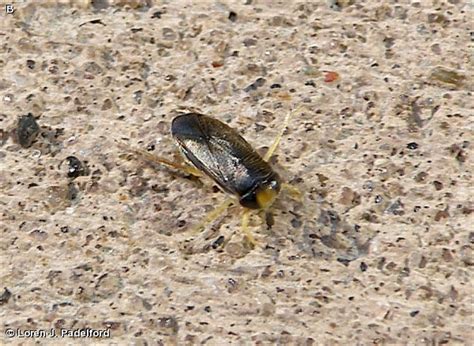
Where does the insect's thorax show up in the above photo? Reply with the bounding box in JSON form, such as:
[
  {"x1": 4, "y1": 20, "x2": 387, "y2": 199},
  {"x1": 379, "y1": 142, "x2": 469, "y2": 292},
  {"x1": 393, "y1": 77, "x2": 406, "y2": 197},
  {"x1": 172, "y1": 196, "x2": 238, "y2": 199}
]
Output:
[{"x1": 238, "y1": 171, "x2": 281, "y2": 210}]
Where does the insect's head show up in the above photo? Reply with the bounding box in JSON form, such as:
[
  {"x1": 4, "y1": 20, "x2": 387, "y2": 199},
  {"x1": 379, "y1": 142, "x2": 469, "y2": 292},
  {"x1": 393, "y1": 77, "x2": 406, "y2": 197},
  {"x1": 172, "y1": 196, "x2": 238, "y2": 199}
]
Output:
[{"x1": 239, "y1": 177, "x2": 281, "y2": 210}]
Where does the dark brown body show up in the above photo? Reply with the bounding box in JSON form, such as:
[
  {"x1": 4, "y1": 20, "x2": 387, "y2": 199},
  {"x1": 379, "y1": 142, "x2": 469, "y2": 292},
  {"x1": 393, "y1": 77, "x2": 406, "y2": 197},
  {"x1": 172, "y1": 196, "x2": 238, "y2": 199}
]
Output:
[{"x1": 171, "y1": 113, "x2": 281, "y2": 209}]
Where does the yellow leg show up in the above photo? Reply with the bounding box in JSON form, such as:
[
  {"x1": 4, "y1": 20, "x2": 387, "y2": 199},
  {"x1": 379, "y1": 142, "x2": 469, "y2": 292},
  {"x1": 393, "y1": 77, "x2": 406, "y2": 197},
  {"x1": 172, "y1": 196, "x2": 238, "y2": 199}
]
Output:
[
  {"x1": 117, "y1": 142, "x2": 202, "y2": 177},
  {"x1": 241, "y1": 209, "x2": 258, "y2": 247},
  {"x1": 190, "y1": 197, "x2": 234, "y2": 234},
  {"x1": 281, "y1": 183, "x2": 303, "y2": 202},
  {"x1": 263, "y1": 106, "x2": 306, "y2": 161}
]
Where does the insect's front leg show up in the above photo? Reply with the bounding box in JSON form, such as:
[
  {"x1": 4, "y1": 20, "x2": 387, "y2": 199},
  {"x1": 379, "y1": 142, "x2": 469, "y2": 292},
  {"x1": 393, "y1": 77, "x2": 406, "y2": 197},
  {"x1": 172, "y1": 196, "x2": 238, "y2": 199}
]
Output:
[
  {"x1": 241, "y1": 209, "x2": 258, "y2": 247},
  {"x1": 281, "y1": 183, "x2": 303, "y2": 202},
  {"x1": 189, "y1": 197, "x2": 234, "y2": 234}
]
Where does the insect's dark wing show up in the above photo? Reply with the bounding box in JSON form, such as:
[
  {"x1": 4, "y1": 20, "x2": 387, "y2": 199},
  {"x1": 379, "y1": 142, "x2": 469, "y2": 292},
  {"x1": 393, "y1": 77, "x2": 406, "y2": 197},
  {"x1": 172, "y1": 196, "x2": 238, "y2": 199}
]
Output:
[{"x1": 171, "y1": 113, "x2": 274, "y2": 197}]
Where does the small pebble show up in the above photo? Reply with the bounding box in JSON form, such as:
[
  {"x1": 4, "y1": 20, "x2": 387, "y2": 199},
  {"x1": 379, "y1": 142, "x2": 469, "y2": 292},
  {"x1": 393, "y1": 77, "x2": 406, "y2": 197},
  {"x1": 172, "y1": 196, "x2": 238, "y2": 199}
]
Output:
[
  {"x1": 16, "y1": 113, "x2": 40, "y2": 148},
  {"x1": 430, "y1": 67, "x2": 465, "y2": 87},
  {"x1": 243, "y1": 38, "x2": 257, "y2": 47},
  {"x1": 26, "y1": 59, "x2": 36, "y2": 69},
  {"x1": 62, "y1": 156, "x2": 89, "y2": 179},
  {"x1": 158, "y1": 316, "x2": 179, "y2": 334},
  {"x1": 211, "y1": 235, "x2": 225, "y2": 249},
  {"x1": 228, "y1": 11, "x2": 237, "y2": 22},
  {"x1": 151, "y1": 11, "x2": 163, "y2": 19},
  {"x1": 244, "y1": 77, "x2": 266, "y2": 92},
  {"x1": 0, "y1": 287, "x2": 12, "y2": 305},
  {"x1": 91, "y1": 0, "x2": 109, "y2": 10},
  {"x1": 433, "y1": 181, "x2": 443, "y2": 190},
  {"x1": 162, "y1": 28, "x2": 176, "y2": 41}
]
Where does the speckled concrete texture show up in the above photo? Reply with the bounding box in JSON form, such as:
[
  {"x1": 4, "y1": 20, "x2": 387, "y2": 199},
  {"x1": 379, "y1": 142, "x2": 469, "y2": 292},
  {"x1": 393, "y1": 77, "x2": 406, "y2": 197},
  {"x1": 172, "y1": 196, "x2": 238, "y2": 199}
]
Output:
[{"x1": 0, "y1": 0, "x2": 472, "y2": 344}]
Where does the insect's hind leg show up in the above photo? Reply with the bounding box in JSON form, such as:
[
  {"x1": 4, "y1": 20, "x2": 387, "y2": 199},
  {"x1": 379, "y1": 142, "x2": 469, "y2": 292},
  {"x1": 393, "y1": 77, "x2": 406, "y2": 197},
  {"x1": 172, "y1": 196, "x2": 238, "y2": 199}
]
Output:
[{"x1": 117, "y1": 142, "x2": 202, "y2": 177}]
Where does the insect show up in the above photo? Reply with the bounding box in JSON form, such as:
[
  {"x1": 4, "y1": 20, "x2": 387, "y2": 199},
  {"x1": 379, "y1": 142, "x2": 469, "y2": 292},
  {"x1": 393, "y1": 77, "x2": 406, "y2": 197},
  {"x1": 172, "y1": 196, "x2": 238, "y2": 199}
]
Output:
[{"x1": 120, "y1": 108, "x2": 302, "y2": 247}]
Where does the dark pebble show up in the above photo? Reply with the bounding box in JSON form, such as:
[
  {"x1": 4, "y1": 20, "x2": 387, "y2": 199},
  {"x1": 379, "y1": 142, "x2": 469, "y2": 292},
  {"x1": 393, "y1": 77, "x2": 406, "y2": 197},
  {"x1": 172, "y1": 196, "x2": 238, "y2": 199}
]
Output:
[
  {"x1": 228, "y1": 11, "x2": 237, "y2": 22},
  {"x1": 254, "y1": 123, "x2": 266, "y2": 133},
  {"x1": 91, "y1": 0, "x2": 109, "y2": 10},
  {"x1": 64, "y1": 156, "x2": 89, "y2": 179},
  {"x1": 468, "y1": 232, "x2": 474, "y2": 243},
  {"x1": 337, "y1": 258, "x2": 351, "y2": 266},
  {"x1": 0, "y1": 287, "x2": 12, "y2": 305},
  {"x1": 244, "y1": 77, "x2": 266, "y2": 92},
  {"x1": 151, "y1": 11, "x2": 163, "y2": 19},
  {"x1": 433, "y1": 180, "x2": 443, "y2": 190},
  {"x1": 360, "y1": 262, "x2": 368, "y2": 272},
  {"x1": 16, "y1": 113, "x2": 40, "y2": 148},
  {"x1": 243, "y1": 38, "x2": 257, "y2": 47},
  {"x1": 414, "y1": 171, "x2": 428, "y2": 183},
  {"x1": 26, "y1": 59, "x2": 36, "y2": 69},
  {"x1": 290, "y1": 218, "x2": 302, "y2": 228},
  {"x1": 226, "y1": 278, "x2": 238, "y2": 293},
  {"x1": 386, "y1": 199, "x2": 405, "y2": 215},
  {"x1": 407, "y1": 142, "x2": 418, "y2": 150},
  {"x1": 212, "y1": 235, "x2": 225, "y2": 249},
  {"x1": 270, "y1": 83, "x2": 282, "y2": 89},
  {"x1": 410, "y1": 310, "x2": 420, "y2": 317},
  {"x1": 158, "y1": 316, "x2": 179, "y2": 334}
]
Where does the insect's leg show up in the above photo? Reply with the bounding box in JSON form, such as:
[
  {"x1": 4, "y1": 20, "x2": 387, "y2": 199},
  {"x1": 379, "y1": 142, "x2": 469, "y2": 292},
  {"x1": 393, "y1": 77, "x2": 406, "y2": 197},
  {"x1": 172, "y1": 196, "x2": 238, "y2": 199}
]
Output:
[
  {"x1": 281, "y1": 183, "x2": 303, "y2": 202},
  {"x1": 241, "y1": 209, "x2": 258, "y2": 247},
  {"x1": 117, "y1": 142, "x2": 202, "y2": 177},
  {"x1": 256, "y1": 209, "x2": 275, "y2": 230},
  {"x1": 263, "y1": 106, "x2": 305, "y2": 162},
  {"x1": 190, "y1": 197, "x2": 234, "y2": 234}
]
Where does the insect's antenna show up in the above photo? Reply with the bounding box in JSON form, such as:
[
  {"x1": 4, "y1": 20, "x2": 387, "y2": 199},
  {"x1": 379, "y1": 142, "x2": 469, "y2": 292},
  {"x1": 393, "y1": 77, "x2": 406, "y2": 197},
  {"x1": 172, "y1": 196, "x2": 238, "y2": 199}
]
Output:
[{"x1": 263, "y1": 106, "x2": 305, "y2": 162}]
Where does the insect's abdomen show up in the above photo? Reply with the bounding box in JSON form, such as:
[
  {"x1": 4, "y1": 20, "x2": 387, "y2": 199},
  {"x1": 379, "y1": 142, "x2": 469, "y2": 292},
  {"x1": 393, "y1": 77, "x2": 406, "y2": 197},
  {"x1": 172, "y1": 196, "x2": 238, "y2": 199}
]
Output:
[{"x1": 171, "y1": 113, "x2": 280, "y2": 206}]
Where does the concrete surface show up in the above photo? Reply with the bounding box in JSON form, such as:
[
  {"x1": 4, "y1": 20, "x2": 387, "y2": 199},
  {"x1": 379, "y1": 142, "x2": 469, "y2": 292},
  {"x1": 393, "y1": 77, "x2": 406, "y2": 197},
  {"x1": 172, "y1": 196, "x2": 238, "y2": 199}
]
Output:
[{"x1": 0, "y1": 0, "x2": 472, "y2": 344}]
